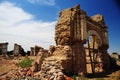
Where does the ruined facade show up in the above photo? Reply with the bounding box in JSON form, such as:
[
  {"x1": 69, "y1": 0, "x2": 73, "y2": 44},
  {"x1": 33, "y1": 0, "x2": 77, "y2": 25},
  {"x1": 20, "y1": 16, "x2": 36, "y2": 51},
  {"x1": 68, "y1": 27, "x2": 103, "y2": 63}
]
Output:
[
  {"x1": 55, "y1": 4, "x2": 110, "y2": 75},
  {"x1": 0, "y1": 42, "x2": 8, "y2": 56}
]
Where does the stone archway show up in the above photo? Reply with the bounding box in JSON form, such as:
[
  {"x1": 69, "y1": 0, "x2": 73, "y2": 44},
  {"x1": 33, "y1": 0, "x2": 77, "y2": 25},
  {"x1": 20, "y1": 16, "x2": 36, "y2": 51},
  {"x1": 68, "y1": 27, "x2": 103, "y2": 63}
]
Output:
[
  {"x1": 87, "y1": 30, "x2": 102, "y2": 47},
  {"x1": 85, "y1": 30, "x2": 104, "y2": 73}
]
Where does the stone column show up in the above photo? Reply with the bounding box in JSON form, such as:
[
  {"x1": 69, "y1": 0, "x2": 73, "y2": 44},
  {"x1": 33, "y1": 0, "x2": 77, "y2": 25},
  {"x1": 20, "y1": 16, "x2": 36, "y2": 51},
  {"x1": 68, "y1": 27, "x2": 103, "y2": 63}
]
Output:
[
  {"x1": 2, "y1": 43, "x2": 9, "y2": 59},
  {"x1": 13, "y1": 44, "x2": 20, "y2": 56}
]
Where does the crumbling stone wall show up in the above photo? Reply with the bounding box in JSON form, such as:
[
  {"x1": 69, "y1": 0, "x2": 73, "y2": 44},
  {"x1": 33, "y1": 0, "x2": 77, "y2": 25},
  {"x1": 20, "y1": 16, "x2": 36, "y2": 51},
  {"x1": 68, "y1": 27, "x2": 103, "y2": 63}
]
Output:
[
  {"x1": 55, "y1": 4, "x2": 87, "y2": 75},
  {"x1": 30, "y1": 45, "x2": 49, "y2": 56},
  {"x1": 40, "y1": 45, "x2": 73, "y2": 79},
  {"x1": 55, "y1": 4, "x2": 110, "y2": 75},
  {"x1": 30, "y1": 46, "x2": 50, "y2": 72},
  {"x1": 0, "y1": 42, "x2": 9, "y2": 59},
  {"x1": 30, "y1": 47, "x2": 34, "y2": 56},
  {"x1": 0, "y1": 42, "x2": 8, "y2": 55},
  {"x1": 13, "y1": 43, "x2": 25, "y2": 56}
]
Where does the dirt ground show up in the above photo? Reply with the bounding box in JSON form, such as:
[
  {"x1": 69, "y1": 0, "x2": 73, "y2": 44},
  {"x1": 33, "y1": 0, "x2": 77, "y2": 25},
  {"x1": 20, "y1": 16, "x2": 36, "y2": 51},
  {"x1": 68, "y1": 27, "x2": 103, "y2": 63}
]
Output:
[
  {"x1": 0, "y1": 56, "x2": 36, "y2": 76},
  {"x1": 0, "y1": 56, "x2": 18, "y2": 76}
]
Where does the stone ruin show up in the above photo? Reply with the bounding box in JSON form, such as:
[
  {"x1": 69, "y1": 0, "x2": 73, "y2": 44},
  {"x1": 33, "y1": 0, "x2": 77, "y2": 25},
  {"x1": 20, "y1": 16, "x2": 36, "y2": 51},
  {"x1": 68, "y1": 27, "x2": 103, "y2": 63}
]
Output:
[
  {"x1": 13, "y1": 43, "x2": 25, "y2": 56},
  {"x1": 0, "y1": 4, "x2": 111, "y2": 80},
  {"x1": 29, "y1": 45, "x2": 73, "y2": 80},
  {"x1": 55, "y1": 4, "x2": 110, "y2": 75},
  {"x1": 0, "y1": 43, "x2": 26, "y2": 58},
  {"x1": 30, "y1": 45, "x2": 49, "y2": 56},
  {"x1": 30, "y1": 4, "x2": 110, "y2": 79},
  {"x1": 0, "y1": 42, "x2": 9, "y2": 59}
]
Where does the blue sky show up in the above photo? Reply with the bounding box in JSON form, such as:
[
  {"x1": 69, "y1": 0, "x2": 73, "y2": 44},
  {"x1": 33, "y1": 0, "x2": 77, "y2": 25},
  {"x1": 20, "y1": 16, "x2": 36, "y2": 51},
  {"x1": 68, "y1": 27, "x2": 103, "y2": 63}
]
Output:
[{"x1": 0, "y1": 0, "x2": 120, "y2": 54}]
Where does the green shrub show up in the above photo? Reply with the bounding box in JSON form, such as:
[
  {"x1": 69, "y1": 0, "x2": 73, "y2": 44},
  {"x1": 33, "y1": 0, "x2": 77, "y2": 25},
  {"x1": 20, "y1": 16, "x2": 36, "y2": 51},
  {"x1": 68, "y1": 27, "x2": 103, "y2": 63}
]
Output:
[{"x1": 18, "y1": 58, "x2": 33, "y2": 68}]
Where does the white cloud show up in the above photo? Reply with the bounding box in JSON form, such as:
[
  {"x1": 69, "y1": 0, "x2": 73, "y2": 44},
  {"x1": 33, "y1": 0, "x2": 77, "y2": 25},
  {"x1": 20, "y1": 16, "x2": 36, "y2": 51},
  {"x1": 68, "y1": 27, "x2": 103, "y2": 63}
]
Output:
[
  {"x1": 0, "y1": 2, "x2": 33, "y2": 27},
  {"x1": 0, "y1": 2, "x2": 56, "y2": 51},
  {"x1": 28, "y1": 0, "x2": 56, "y2": 6}
]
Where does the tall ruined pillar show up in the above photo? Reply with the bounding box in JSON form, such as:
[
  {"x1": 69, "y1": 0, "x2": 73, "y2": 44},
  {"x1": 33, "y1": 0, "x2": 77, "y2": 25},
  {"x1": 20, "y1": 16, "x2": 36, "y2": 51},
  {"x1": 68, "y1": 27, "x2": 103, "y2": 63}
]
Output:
[
  {"x1": 13, "y1": 44, "x2": 20, "y2": 56},
  {"x1": 30, "y1": 47, "x2": 34, "y2": 56},
  {"x1": 98, "y1": 15, "x2": 110, "y2": 71},
  {"x1": 13, "y1": 43, "x2": 25, "y2": 56},
  {"x1": 72, "y1": 42, "x2": 86, "y2": 75},
  {"x1": 0, "y1": 42, "x2": 9, "y2": 59},
  {"x1": 55, "y1": 5, "x2": 87, "y2": 75}
]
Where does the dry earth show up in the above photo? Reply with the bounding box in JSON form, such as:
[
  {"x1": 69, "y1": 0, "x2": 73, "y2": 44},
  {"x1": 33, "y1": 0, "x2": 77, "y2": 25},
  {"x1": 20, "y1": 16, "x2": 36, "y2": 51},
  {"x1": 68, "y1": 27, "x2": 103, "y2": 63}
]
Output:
[
  {"x1": 0, "y1": 56, "x2": 17, "y2": 76},
  {"x1": 0, "y1": 56, "x2": 36, "y2": 76}
]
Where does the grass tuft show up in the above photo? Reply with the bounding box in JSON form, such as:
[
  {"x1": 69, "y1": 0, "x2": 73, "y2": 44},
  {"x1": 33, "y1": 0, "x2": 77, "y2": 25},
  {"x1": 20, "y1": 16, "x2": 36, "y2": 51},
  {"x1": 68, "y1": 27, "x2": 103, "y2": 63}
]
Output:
[{"x1": 18, "y1": 58, "x2": 33, "y2": 68}]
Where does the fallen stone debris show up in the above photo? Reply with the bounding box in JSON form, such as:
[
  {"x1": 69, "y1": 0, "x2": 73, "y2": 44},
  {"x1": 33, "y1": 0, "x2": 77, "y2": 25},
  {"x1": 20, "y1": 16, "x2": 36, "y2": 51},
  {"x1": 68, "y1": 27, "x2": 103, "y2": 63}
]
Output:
[{"x1": 0, "y1": 68, "x2": 40, "y2": 80}]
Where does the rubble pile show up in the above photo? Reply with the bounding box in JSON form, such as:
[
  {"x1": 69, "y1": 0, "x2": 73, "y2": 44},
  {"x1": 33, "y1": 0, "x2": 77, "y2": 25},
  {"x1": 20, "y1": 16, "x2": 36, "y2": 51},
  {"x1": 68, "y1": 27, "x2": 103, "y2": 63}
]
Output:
[
  {"x1": 40, "y1": 56, "x2": 66, "y2": 80},
  {"x1": 0, "y1": 68, "x2": 40, "y2": 80}
]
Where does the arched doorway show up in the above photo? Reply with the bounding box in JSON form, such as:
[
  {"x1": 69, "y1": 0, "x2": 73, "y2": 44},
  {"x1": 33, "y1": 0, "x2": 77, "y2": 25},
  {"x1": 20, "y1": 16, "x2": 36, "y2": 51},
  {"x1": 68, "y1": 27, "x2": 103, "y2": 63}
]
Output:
[{"x1": 84, "y1": 30, "x2": 103, "y2": 74}]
